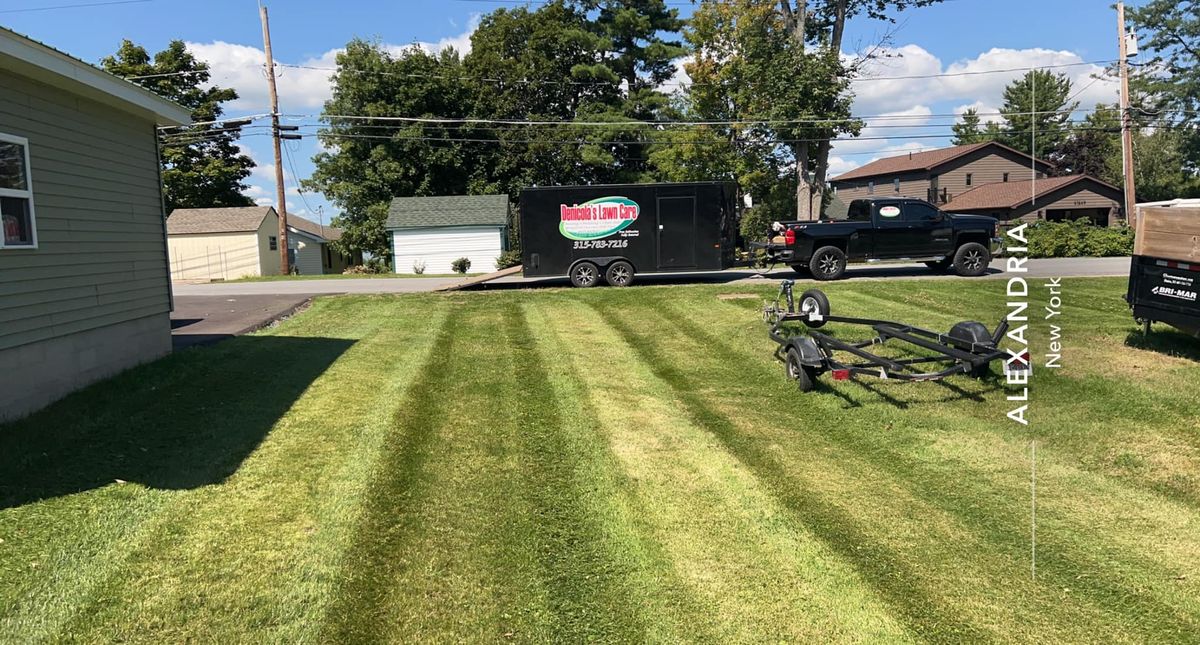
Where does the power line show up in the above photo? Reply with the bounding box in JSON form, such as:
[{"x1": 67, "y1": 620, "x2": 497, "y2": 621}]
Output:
[{"x1": 0, "y1": 0, "x2": 150, "y2": 14}]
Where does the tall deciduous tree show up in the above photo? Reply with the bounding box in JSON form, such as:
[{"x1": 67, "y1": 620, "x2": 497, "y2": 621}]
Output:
[
  {"x1": 1127, "y1": 0, "x2": 1200, "y2": 165},
  {"x1": 996, "y1": 69, "x2": 1078, "y2": 160},
  {"x1": 102, "y1": 40, "x2": 255, "y2": 212},
  {"x1": 1049, "y1": 104, "x2": 1120, "y2": 181}
]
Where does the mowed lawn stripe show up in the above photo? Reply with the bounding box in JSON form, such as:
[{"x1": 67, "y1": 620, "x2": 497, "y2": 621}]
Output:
[
  {"x1": 66, "y1": 298, "x2": 453, "y2": 642},
  {"x1": 539, "y1": 296, "x2": 917, "y2": 642},
  {"x1": 598, "y1": 291, "x2": 1168, "y2": 642},
  {"x1": 657, "y1": 288, "x2": 1199, "y2": 639},
  {"x1": 0, "y1": 298, "x2": 384, "y2": 642}
]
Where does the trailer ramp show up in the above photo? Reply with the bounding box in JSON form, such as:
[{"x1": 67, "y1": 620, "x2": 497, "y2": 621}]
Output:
[{"x1": 434, "y1": 265, "x2": 523, "y2": 292}]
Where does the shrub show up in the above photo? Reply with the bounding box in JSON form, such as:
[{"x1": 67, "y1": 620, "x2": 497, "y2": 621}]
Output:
[
  {"x1": 1026, "y1": 219, "x2": 1133, "y2": 258},
  {"x1": 495, "y1": 249, "x2": 522, "y2": 270},
  {"x1": 412, "y1": 259, "x2": 426, "y2": 275},
  {"x1": 343, "y1": 261, "x2": 384, "y2": 275},
  {"x1": 451, "y1": 257, "x2": 472, "y2": 274}
]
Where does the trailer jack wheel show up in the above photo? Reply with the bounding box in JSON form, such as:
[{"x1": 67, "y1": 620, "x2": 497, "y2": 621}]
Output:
[
  {"x1": 785, "y1": 348, "x2": 818, "y2": 392},
  {"x1": 799, "y1": 289, "x2": 831, "y2": 328}
]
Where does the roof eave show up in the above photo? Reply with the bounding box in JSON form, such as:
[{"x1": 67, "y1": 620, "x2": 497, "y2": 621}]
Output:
[{"x1": 0, "y1": 28, "x2": 191, "y2": 126}]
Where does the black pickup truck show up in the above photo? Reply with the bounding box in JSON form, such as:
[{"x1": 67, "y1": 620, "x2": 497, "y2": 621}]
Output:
[{"x1": 764, "y1": 197, "x2": 1002, "y2": 280}]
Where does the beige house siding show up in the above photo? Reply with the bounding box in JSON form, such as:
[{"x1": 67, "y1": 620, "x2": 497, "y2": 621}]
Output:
[
  {"x1": 0, "y1": 68, "x2": 170, "y2": 353},
  {"x1": 936, "y1": 154, "x2": 1048, "y2": 205},
  {"x1": 835, "y1": 173, "x2": 932, "y2": 204},
  {"x1": 256, "y1": 214, "x2": 281, "y2": 276},
  {"x1": 168, "y1": 231, "x2": 262, "y2": 280},
  {"x1": 1014, "y1": 186, "x2": 1122, "y2": 224}
]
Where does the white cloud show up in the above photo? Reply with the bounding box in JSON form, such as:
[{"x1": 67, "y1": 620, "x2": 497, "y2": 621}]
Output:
[{"x1": 186, "y1": 18, "x2": 480, "y2": 113}]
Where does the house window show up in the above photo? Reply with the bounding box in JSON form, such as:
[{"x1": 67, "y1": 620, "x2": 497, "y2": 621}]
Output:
[
  {"x1": 269, "y1": 236, "x2": 278, "y2": 251},
  {"x1": 0, "y1": 133, "x2": 37, "y2": 249},
  {"x1": 1003, "y1": 172, "x2": 1009, "y2": 182},
  {"x1": 867, "y1": 181, "x2": 874, "y2": 195},
  {"x1": 965, "y1": 173, "x2": 973, "y2": 187},
  {"x1": 893, "y1": 178, "x2": 900, "y2": 192}
]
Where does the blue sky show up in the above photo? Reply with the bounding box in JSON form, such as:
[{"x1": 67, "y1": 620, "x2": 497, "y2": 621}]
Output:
[{"x1": 3, "y1": 0, "x2": 1128, "y2": 221}]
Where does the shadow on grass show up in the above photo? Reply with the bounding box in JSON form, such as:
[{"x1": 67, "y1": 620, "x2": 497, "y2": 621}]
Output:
[
  {"x1": 1125, "y1": 327, "x2": 1200, "y2": 362},
  {"x1": 0, "y1": 335, "x2": 354, "y2": 510}
]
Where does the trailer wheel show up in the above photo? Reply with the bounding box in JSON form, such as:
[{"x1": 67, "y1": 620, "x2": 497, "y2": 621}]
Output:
[
  {"x1": 785, "y1": 348, "x2": 818, "y2": 392},
  {"x1": 952, "y1": 242, "x2": 990, "y2": 277},
  {"x1": 798, "y1": 289, "x2": 831, "y2": 328},
  {"x1": 809, "y1": 246, "x2": 847, "y2": 280},
  {"x1": 604, "y1": 261, "x2": 635, "y2": 287},
  {"x1": 949, "y1": 321, "x2": 992, "y2": 378},
  {"x1": 569, "y1": 261, "x2": 600, "y2": 288}
]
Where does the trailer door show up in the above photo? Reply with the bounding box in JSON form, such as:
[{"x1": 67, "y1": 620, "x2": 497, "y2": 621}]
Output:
[{"x1": 657, "y1": 195, "x2": 696, "y2": 268}]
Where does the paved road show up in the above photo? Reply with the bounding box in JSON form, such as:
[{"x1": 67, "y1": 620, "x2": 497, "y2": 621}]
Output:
[
  {"x1": 173, "y1": 256, "x2": 1131, "y2": 296},
  {"x1": 171, "y1": 295, "x2": 311, "y2": 350}
]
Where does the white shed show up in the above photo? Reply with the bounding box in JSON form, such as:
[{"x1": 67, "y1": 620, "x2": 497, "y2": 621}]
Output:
[{"x1": 386, "y1": 195, "x2": 508, "y2": 274}]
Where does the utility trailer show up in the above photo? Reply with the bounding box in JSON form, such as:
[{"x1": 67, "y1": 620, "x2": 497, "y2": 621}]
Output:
[
  {"x1": 1127, "y1": 203, "x2": 1200, "y2": 338},
  {"x1": 520, "y1": 182, "x2": 739, "y2": 287},
  {"x1": 764, "y1": 282, "x2": 1019, "y2": 391}
]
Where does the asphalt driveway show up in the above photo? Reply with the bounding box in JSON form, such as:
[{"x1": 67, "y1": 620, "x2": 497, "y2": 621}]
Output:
[
  {"x1": 172, "y1": 256, "x2": 1131, "y2": 296},
  {"x1": 171, "y1": 295, "x2": 312, "y2": 350}
]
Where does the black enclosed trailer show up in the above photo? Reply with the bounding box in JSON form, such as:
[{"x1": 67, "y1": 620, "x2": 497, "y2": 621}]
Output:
[{"x1": 519, "y1": 182, "x2": 739, "y2": 287}]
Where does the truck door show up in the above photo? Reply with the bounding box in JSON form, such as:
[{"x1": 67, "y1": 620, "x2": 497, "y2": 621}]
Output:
[
  {"x1": 901, "y1": 201, "x2": 954, "y2": 257},
  {"x1": 657, "y1": 196, "x2": 696, "y2": 268},
  {"x1": 871, "y1": 201, "x2": 907, "y2": 258}
]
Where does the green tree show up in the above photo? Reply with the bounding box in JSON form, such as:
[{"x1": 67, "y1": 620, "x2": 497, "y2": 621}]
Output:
[
  {"x1": 950, "y1": 108, "x2": 1002, "y2": 145},
  {"x1": 996, "y1": 69, "x2": 1078, "y2": 160},
  {"x1": 304, "y1": 41, "x2": 483, "y2": 258},
  {"x1": 1131, "y1": 128, "x2": 1200, "y2": 202},
  {"x1": 102, "y1": 40, "x2": 254, "y2": 212},
  {"x1": 1127, "y1": 0, "x2": 1200, "y2": 165},
  {"x1": 1049, "y1": 104, "x2": 1120, "y2": 181}
]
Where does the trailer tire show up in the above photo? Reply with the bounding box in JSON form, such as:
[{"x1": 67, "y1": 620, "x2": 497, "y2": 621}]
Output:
[
  {"x1": 785, "y1": 347, "x2": 818, "y2": 392},
  {"x1": 569, "y1": 261, "x2": 601, "y2": 288},
  {"x1": 809, "y1": 246, "x2": 847, "y2": 280},
  {"x1": 952, "y1": 242, "x2": 990, "y2": 277},
  {"x1": 604, "y1": 260, "x2": 635, "y2": 287},
  {"x1": 949, "y1": 321, "x2": 992, "y2": 378},
  {"x1": 798, "y1": 289, "x2": 831, "y2": 328}
]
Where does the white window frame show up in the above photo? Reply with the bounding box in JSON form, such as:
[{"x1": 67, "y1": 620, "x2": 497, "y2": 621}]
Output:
[{"x1": 0, "y1": 132, "x2": 37, "y2": 250}]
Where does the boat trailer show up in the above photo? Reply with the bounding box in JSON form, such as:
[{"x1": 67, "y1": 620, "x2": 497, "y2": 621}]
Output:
[{"x1": 764, "y1": 281, "x2": 1018, "y2": 391}]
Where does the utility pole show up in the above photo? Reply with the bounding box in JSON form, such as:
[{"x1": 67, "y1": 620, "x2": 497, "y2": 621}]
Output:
[
  {"x1": 260, "y1": 4, "x2": 289, "y2": 274},
  {"x1": 1117, "y1": 1, "x2": 1138, "y2": 228}
]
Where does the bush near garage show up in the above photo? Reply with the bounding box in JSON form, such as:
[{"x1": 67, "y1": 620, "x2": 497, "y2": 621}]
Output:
[
  {"x1": 451, "y1": 257, "x2": 472, "y2": 274},
  {"x1": 495, "y1": 250, "x2": 522, "y2": 270},
  {"x1": 1026, "y1": 219, "x2": 1134, "y2": 258}
]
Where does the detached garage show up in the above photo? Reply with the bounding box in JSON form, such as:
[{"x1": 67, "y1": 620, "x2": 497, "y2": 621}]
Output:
[{"x1": 387, "y1": 195, "x2": 508, "y2": 274}]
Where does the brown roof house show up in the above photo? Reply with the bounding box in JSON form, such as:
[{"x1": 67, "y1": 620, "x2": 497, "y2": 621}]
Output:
[
  {"x1": 1, "y1": 27, "x2": 190, "y2": 420},
  {"x1": 830, "y1": 141, "x2": 1125, "y2": 225},
  {"x1": 167, "y1": 206, "x2": 359, "y2": 280}
]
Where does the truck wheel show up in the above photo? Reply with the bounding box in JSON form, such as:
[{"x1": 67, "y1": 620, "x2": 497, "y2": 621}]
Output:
[
  {"x1": 952, "y1": 243, "x2": 990, "y2": 277},
  {"x1": 809, "y1": 246, "x2": 847, "y2": 281},
  {"x1": 569, "y1": 261, "x2": 600, "y2": 288},
  {"x1": 785, "y1": 348, "x2": 817, "y2": 392},
  {"x1": 799, "y1": 288, "x2": 831, "y2": 328},
  {"x1": 948, "y1": 321, "x2": 992, "y2": 378},
  {"x1": 604, "y1": 261, "x2": 634, "y2": 287}
]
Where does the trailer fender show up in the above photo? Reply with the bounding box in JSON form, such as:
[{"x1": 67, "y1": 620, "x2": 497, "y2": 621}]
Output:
[
  {"x1": 788, "y1": 336, "x2": 825, "y2": 367},
  {"x1": 569, "y1": 256, "x2": 634, "y2": 272}
]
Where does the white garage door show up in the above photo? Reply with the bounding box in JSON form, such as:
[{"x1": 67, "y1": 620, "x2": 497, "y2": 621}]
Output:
[{"x1": 392, "y1": 226, "x2": 504, "y2": 275}]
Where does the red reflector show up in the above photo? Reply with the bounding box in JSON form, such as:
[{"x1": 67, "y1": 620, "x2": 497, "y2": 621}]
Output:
[
  {"x1": 832, "y1": 369, "x2": 851, "y2": 380},
  {"x1": 784, "y1": 228, "x2": 796, "y2": 245}
]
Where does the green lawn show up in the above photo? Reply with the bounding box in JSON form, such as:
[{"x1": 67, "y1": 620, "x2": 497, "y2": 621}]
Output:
[
  {"x1": 1, "y1": 278, "x2": 1198, "y2": 642},
  {"x1": 228, "y1": 272, "x2": 482, "y2": 282}
]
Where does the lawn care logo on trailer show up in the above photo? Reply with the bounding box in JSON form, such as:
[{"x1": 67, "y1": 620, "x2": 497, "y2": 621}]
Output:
[{"x1": 559, "y1": 196, "x2": 639, "y2": 240}]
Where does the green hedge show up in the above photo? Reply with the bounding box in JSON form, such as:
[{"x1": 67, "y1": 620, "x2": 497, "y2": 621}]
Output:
[{"x1": 1024, "y1": 219, "x2": 1134, "y2": 258}]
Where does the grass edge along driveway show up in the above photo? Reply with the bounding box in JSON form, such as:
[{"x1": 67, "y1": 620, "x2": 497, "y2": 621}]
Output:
[{"x1": 1, "y1": 278, "x2": 1198, "y2": 643}]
